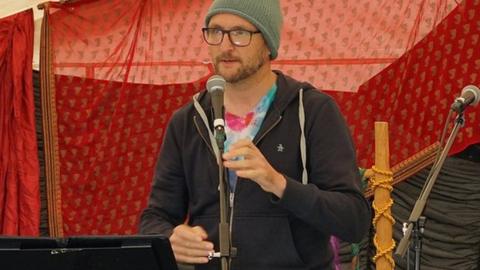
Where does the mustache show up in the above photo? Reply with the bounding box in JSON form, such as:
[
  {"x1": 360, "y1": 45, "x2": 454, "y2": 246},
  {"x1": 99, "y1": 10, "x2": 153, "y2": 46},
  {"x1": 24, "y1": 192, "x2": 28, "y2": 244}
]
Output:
[{"x1": 215, "y1": 53, "x2": 241, "y2": 62}]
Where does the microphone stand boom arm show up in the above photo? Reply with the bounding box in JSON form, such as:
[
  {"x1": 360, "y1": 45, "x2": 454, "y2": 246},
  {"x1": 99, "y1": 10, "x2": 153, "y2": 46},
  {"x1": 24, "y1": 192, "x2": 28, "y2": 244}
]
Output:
[{"x1": 395, "y1": 113, "x2": 465, "y2": 270}]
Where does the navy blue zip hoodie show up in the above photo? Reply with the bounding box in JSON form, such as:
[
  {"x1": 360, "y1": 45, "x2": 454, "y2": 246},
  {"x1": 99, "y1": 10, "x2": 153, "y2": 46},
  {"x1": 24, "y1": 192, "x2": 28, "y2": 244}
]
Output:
[{"x1": 140, "y1": 71, "x2": 371, "y2": 270}]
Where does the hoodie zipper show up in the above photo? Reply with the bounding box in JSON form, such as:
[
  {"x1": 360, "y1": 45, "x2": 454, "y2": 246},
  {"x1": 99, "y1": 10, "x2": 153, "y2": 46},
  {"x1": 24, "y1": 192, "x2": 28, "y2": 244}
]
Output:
[
  {"x1": 228, "y1": 114, "x2": 283, "y2": 258},
  {"x1": 195, "y1": 108, "x2": 283, "y2": 263},
  {"x1": 253, "y1": 115, "x2": 282, "y2": 145}
]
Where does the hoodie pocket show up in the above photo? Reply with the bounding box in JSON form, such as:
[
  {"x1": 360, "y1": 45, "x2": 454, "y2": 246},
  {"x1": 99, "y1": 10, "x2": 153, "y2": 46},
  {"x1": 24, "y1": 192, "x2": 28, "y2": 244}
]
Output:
[{"x1": 232, "y1": 215, "x2": 306, "y2": 269}]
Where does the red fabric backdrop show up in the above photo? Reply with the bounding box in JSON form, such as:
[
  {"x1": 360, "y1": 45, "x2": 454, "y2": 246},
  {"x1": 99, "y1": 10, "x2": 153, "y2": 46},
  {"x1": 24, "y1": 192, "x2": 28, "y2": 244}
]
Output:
[
  {"x1": 43, "y1": 0, "x2": 480, "y2": 235},
  {"x1": 54, "y1": 75, "x2": 200, "y2": 234},
  {"x1": 0, "y1": 9, "x2": 39, "y2": 235},
  {"x1": 329, "y1": 0, "x2": 480, "y2": 166}
]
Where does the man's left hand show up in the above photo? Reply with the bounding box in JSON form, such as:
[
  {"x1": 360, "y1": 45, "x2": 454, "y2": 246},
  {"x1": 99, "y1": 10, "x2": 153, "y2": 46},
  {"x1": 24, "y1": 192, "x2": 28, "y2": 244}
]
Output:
[{"x1": 223, "y1": 139, "x2": 286, "y2": 198}]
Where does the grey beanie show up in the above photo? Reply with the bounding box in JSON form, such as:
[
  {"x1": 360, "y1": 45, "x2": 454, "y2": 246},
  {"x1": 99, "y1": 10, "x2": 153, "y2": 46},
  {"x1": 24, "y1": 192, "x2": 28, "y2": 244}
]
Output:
[{"x1": 205, "y1": 0, "x2": 283, "y2": 59}]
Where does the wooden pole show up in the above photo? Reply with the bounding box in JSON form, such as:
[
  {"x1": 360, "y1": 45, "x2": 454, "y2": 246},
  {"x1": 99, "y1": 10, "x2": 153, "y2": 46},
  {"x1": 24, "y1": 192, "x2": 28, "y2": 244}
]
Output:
[{"x1": 371, "y1": 122, "x2": 395, "y2": 270}]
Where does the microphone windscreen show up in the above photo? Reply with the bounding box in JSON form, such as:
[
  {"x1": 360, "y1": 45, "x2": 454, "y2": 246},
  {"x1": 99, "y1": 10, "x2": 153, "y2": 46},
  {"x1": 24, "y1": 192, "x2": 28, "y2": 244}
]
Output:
[
  {"x1": 207, "y1": 75, "x2": 226, "y2": 93},
  {"x1": 461, "y1": 85, "x2": 480, "y2": 106}
]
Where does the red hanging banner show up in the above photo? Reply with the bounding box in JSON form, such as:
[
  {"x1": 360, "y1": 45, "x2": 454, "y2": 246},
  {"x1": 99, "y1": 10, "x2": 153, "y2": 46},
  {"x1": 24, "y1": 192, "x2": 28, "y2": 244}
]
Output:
[{"x1": 0, "y1": 9, "x2": 39, "y2": 236}]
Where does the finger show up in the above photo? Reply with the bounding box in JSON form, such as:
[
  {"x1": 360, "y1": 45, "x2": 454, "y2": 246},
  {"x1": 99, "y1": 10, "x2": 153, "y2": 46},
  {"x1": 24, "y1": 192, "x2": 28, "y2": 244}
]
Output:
[
  {"x1": 173, "y1": 225, "x2": 204, "y2": 242},
  {"x1": 191, "y1": 226, "x2": 208, "y2": 240},
  {"x1": 171, "y1": 231, "x2": 213, "y2": 249},
  {"x1": 229, "y1": 138, "x2": 253, "y2": 149},
  {"x1": 174, "y1": 252, "x2": 210, "y2": 264},
  {"x1": 172, "y1": 243, "x2": 214, "y2": 256},
  {"x1": 235, "y1": 169, "x2": 259, "y2": 180},
  {"x1": 223, "y1": 159, "x2": 257, "y2": 170},
  {"x1": 171, "y1": 236, "x2": 214, "y2": 250},
  {"x1": 171, "y1": 226, "x2": 214, "y2": 249},
  {"x1": 223, "y1": 146, "x2": 257, "y2": 160}
]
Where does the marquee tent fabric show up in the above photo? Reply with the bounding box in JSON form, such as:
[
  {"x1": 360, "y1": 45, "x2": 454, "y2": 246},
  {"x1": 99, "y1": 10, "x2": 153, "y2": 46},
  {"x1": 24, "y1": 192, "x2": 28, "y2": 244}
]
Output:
[
  {"x1": 45, "y1": 0, "x2": 458, "y2": 91},
  {"x1": 0, "y1": 9, "x2": 39, "y2": 236},
  {"x1": 37, "y1": 0, "x2": 480, "y2": 237},
  {"x1": 329, "y1": 0, "x2": 480, "y2": 167}
]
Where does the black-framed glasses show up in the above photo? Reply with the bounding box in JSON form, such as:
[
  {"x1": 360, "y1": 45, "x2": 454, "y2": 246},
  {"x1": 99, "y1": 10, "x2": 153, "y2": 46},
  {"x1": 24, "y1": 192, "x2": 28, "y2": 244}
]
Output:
[{"x1": 202, "y1": 28, "x2": 261, "y2": 47}]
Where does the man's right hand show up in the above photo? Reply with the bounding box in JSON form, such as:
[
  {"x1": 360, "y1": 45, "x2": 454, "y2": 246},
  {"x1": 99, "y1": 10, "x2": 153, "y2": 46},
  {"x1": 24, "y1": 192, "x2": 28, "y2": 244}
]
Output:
[{"x1": 169, "y1": 224, "x2": 215, "y2": 264}]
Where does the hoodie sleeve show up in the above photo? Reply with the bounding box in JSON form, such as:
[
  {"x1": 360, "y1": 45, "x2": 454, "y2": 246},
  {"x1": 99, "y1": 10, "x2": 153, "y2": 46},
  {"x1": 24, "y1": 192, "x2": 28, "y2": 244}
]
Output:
[
  {"x1": 139, "y1": 111, "x2": 188, "y2": 236},
  {"x1": 275, "y1": 92, "x2": 371, "y2": 243}
]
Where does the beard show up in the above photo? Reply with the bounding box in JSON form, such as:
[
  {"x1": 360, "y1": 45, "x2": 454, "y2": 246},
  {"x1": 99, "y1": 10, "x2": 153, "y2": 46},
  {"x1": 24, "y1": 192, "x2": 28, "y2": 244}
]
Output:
[{"x1": 213, "y1": 49, "x2": 267, "y2": 83}]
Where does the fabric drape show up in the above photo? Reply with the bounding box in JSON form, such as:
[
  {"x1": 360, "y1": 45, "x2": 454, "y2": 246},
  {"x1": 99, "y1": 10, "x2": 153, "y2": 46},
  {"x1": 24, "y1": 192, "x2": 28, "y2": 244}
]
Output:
[
  {"x1": 338, "y1": 155, "x2": 480, "y2": 270},
  {"x1": 393, "y1": 157, "x2": 480, "y2": 270},
  {"x1": 0, "y1": 9, "x2": 39, "y2": 236},
  {"x1": 40, "y1": 0, "x2": 479, "y2": 237},
  {"x1": 47, "y1": 0, "x2": 457, "y2": 91},
  {"x1": 328, "y1": 0, "x2": 480, "y2": 167}
]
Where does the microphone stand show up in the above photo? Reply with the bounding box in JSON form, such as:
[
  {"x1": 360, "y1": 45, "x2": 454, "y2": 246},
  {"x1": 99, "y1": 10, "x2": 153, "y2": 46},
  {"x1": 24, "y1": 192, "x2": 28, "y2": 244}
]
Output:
[
  {"x1": 395, "y1": 112, "x2": 466, "y2": 270},
  {"x1": 214, "y1": 125, "x2": 234, "y2": 270}
]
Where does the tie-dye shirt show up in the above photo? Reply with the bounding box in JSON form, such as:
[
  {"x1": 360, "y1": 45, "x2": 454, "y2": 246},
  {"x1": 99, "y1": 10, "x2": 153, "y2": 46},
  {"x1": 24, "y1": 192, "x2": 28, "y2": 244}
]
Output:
[{"x1": 225, "y1": 84, "x2": 277, "y2": 190}]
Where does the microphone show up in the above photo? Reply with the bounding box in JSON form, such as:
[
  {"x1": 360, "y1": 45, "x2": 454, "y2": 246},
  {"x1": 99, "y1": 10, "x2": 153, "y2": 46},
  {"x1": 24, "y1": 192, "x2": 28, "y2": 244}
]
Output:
[
  {"x1": 451, "y1": 85, "x2": 480, "y2": 113},
  {"x1": 206, "y1": 75, "x2": 227, "y2": 130}
]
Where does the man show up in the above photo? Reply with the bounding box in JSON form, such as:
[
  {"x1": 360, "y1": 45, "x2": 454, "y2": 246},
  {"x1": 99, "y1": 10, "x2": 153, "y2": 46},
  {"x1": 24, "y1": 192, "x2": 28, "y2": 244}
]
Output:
[{"x1": 140, "y1": 0, "x2": 371, "y2": 269}]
